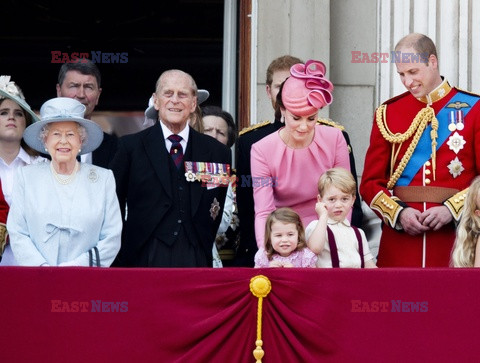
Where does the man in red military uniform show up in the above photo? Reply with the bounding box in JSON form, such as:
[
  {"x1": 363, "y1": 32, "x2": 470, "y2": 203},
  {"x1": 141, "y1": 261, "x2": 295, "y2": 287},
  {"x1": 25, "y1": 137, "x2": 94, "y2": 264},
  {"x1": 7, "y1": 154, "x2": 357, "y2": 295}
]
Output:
[{"x1": 360, "y1": 33, "x2": 480, "y2": 267}]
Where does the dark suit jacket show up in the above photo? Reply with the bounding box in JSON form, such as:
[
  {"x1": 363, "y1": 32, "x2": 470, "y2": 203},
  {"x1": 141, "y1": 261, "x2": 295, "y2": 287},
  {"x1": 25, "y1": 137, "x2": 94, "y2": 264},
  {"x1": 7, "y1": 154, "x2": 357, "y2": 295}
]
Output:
[
  {"x1": 234, "y1": 118, "x2": 363, "y2": 267},
  {"x1": 110, "y1": 122, "x2": 231, "y2": 267},
  {"x1": 235, "y1": 119, "x2": 283, "y2": 266},
  {"x1": 92, "y1": 132, "x2": 118, "y2": 168}
]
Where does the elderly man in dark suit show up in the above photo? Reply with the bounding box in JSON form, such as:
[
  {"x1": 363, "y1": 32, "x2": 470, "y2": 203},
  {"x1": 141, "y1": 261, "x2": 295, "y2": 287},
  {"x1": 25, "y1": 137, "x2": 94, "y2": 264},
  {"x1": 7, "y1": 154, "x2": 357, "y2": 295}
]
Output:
[{"x1": 110, "y1": 69, "x2": 231, "y2": 267}]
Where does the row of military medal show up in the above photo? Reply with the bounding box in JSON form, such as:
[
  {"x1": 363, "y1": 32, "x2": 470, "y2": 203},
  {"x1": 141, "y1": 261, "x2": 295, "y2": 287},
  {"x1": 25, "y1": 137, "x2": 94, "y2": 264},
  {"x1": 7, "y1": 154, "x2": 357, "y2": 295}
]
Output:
[{"x1": 448, "y1": 110, "x2": 464, "y2": 131}]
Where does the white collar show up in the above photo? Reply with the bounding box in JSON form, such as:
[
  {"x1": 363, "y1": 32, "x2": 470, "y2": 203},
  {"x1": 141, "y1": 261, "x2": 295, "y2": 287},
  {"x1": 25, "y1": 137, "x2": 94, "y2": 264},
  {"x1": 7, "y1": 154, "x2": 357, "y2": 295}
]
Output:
[
  {"x1": 160, "y1": 121, "x2": 190, "y2": 143},
  {"x1": 327, "y1": 218, "x2": 351, "y2": 227},
  {"x1": 18, "y1": 147, "x2": 34, "y2": 164}
]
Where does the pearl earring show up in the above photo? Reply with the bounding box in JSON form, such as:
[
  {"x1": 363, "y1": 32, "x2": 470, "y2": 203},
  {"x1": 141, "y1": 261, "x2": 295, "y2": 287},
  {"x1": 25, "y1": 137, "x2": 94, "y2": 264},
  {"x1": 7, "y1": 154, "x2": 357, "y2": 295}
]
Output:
[
  {"x1": 281, "y1": 115, "x2": 285, "y2": 123},
  {"x1": 78, "y1": 149, "x2": 82, "y2": 153}
]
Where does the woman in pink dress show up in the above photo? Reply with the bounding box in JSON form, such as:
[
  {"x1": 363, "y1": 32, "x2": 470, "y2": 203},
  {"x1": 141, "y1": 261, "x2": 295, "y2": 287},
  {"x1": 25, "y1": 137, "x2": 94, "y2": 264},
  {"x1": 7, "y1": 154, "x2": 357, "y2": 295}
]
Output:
[{"x1": 251, "y1": 60, "x2": 350, "y2": 248}]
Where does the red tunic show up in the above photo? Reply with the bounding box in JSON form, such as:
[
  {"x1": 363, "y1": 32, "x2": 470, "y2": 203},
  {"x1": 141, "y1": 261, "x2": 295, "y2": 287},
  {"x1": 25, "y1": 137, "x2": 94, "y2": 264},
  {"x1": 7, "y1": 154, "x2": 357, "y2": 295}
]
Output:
[
  {"x1": 0, "y1": 180, "x2": 7, "y2": 225},
  {"x1": 360, "y1": 81, "x2": 480, "y2": 267},
  {"x1": 0, "y1": 180, "x2": 9, "y2": 253}
]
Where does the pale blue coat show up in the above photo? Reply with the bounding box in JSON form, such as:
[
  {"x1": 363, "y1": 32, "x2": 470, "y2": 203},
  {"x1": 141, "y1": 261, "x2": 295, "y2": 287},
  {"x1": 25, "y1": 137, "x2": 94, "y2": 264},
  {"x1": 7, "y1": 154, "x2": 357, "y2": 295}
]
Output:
[{"x1": 7, "y1": 162, "x2": 122, "y2": 266}]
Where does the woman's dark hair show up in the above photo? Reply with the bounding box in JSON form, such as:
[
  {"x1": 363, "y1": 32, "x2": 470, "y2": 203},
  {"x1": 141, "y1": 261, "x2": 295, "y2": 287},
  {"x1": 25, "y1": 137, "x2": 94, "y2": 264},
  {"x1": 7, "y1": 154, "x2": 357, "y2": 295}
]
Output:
[
  {"x1": 0, "y1": 97, "x2": 39, "y2": 157},
  {"x1": 274, "y1": 79, "x2": 288, "y2": 121},
  {"x1": 201, "y1": 105, "x2": 237, "y2": 148}
]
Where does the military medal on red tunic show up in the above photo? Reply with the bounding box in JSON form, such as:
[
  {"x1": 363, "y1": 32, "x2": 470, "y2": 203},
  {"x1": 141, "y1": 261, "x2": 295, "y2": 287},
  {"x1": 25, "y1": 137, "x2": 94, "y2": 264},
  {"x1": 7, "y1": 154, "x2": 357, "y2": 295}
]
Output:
[
  {"x1": 447, "y1": 131, "x2": 466, "y2": 154},
  {"x1": 448, "y1": 157, "x2": 464, "y2": 178},
  {"x1": 447, "y1": 109, "x2": 465, "y2": 131},
  {"x1": 456, "y1": 110, "x2": 464, "y2": 130}
]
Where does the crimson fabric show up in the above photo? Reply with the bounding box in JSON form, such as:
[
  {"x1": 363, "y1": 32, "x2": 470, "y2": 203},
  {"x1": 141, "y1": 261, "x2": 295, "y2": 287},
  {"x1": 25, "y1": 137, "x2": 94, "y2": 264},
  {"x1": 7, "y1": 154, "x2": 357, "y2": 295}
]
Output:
[
  {"x1": 0, "y1": 179, "x2": 8, "y2": 225},
  {"x1": 1, "y1": 267, "x2": 479, "y2": 362},
  {"x1": 168, "y1": 134, "x2": 183, "y2": 170}
]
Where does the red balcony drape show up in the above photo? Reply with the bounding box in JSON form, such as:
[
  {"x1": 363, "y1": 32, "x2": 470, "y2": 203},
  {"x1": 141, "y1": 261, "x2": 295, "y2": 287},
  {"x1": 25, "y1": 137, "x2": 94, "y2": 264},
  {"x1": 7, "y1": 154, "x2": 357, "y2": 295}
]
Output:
[{"x1": 1, "y1": 267, "x2": 478, "y2": 362}]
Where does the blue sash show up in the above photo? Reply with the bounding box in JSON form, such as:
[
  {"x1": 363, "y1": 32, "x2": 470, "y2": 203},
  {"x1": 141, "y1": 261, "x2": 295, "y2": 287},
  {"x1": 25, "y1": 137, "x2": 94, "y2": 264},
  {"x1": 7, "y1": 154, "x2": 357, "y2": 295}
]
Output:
[{"x1": 396, "y1": 92, "x2": 480, "y2": 186}]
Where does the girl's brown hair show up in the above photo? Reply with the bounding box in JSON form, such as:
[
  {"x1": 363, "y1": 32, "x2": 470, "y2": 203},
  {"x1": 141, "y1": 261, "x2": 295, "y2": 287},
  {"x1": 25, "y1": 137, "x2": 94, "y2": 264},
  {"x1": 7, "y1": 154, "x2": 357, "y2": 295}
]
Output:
[{"x1": 264, "y1": 207, "x2": 306, "y2": 260}]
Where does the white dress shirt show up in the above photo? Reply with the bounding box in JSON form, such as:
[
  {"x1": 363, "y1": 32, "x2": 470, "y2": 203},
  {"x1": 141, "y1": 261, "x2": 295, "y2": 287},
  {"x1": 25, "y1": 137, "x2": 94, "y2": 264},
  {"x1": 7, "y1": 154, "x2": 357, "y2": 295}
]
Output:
[{"x1": 305, "y1": 218, "x2": 374, "y2": 268}]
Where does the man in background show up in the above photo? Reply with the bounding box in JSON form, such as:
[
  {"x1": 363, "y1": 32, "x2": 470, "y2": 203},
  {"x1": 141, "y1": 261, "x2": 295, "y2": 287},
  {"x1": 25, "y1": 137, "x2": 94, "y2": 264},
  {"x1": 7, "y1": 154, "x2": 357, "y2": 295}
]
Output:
[{"x1": 56, "y1": 59, "x2": 117, "y2": 167}]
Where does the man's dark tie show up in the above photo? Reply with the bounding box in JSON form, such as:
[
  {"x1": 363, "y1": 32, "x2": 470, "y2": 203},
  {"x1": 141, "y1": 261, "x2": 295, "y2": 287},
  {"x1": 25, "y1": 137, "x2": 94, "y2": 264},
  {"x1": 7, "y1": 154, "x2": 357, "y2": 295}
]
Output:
[{"x1": 168, "y1": 134, "x2": 184, "y2": 170}]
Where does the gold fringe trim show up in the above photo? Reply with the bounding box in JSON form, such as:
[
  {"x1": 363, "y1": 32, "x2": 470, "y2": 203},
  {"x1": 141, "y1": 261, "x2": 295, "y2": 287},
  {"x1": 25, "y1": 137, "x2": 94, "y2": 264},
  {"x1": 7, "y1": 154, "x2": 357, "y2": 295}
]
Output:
[
  {"x1": 239, "y1": 120, "x2": 272, "y2": 136},
  {"x1": 317, "y1": 118, "x2": 345, "y2": 131},
  {"x1": 370, "y1": 191, "x2": 403, "y2": 228},
  {"x1": 444, "y1": 188, "x2": 469, "y2": 221},
  {"x1": 0, "y1": 223, "x2": 7, "y2": 257}
]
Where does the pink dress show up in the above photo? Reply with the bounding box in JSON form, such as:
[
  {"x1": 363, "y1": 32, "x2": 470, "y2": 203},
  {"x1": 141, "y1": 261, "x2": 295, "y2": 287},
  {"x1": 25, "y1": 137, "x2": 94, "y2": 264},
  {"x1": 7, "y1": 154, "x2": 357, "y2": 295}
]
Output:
[
  {"x1": 254, "y1": 247, "x2": 317, "y2": 268},
  {"x1": 251, "y1": 124, "x2": 350, "y2": 248}
]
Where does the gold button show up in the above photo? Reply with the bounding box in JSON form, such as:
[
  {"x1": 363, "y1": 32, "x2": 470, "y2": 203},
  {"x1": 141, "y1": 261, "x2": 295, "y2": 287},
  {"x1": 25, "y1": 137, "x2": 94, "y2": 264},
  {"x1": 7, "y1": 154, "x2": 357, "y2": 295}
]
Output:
[
  {"x1": 425, "y1": 169, "x2": 431, "y2": 175},
  {"x1": 425, "y1": 161, "x2": 431, "y2": 167},
  {"x1": 425, "y1": 178, "x2": 431, "y2": 184}
]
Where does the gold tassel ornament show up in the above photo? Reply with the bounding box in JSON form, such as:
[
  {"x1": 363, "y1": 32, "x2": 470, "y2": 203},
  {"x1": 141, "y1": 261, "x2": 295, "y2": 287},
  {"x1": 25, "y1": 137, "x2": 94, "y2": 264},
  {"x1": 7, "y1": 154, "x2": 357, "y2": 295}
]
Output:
[{"x1": 249, "y1": 275, "x2": 272, "y2": 363}]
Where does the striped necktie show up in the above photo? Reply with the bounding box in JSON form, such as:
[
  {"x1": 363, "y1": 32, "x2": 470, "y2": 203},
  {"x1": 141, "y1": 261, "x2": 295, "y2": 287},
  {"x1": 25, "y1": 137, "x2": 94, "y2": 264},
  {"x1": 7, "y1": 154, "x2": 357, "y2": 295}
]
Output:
[{"x1": 168, "y1": 134, "x2": 183, "y2": 170}]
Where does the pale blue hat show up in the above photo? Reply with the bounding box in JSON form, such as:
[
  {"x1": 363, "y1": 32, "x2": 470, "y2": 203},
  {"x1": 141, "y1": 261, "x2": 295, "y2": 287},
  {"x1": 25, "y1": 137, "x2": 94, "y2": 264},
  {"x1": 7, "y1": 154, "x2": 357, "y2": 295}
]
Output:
[{"x1": 23, "y1": 97, "x2": 104, "y2": 155}]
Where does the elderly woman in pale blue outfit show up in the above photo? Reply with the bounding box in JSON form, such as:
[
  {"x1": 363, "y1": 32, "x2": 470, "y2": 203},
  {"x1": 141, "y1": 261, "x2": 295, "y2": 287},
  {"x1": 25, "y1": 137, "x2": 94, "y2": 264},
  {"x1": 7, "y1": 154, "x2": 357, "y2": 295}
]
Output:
[{"x1": 7, "y1": 97, "x2": 121, "y2": 266}]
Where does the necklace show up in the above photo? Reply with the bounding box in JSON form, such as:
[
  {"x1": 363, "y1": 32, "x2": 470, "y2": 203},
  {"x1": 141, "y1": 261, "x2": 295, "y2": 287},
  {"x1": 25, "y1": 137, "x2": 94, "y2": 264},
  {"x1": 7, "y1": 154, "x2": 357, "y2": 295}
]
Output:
[{"x1": 50, "y1": 161, "x2": 79, "y2": 185}]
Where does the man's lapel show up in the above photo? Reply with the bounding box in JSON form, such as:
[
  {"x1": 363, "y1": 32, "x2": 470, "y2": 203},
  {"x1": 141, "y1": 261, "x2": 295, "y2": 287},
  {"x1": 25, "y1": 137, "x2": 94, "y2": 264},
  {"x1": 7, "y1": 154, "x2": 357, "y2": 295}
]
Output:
[{"x1": 143, "y1": 123, "x2": 172, "y2": 199}]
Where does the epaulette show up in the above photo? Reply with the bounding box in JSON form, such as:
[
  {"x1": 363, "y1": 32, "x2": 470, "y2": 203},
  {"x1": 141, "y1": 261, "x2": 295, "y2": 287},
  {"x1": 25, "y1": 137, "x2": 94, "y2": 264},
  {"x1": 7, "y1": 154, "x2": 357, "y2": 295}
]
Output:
[
  {"x1": 238, "y1": 120, "x2": 272, "y2": 136},
  {"x1": 317, "y1": 118, "x2": 345, "y2": 131},
  {"x1": 454, "y1": 87, "x2": 480, "y2": 99}
]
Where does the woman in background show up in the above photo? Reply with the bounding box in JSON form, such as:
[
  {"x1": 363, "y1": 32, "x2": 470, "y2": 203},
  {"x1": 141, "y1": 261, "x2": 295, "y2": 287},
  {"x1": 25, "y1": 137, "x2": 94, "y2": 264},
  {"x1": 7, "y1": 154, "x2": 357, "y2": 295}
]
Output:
[
  {"x1": 0, "y1": 75, "x2": 46, "y2": 265},
  {"x1": 201, "y1": 105, "x2": 239, "y2": 267}
]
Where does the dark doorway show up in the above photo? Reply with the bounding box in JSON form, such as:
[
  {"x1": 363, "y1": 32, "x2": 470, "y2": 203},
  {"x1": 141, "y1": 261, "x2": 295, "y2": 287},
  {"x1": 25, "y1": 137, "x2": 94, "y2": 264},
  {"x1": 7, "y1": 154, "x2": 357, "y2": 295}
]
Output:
[{"x1": 1, "y1": 0, "x2": 225, "y2": 134}]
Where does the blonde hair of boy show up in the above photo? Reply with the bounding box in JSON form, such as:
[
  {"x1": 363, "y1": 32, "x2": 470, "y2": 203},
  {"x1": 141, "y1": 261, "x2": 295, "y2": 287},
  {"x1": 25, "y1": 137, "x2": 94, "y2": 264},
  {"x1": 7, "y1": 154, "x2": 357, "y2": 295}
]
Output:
[{"x1": 317, "y1": 167, "x2": 356, "y2": 197}]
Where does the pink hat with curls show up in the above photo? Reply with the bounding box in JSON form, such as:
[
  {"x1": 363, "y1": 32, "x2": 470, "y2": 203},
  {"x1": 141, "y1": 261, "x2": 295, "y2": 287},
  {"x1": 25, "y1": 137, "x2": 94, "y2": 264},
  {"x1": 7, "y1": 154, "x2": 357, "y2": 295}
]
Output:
[{"x1": 281, "y1": 60, "x2": 334, "y2": 115}]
